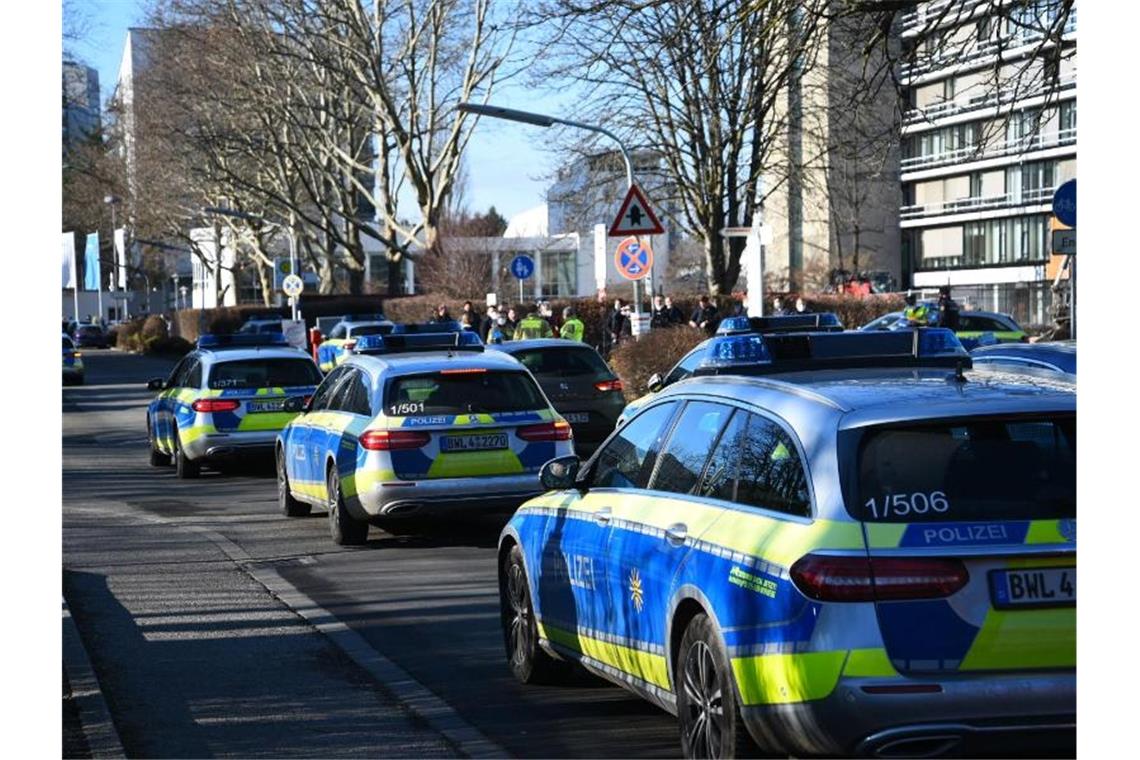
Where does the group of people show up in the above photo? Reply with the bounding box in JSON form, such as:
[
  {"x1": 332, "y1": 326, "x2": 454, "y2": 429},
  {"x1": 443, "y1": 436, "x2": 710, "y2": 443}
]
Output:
[
  {"x1": 430, "y1": 300, "x2": 586, "y2": 345},
  {"x1": 903, "y1": 286, "x2": 961, "y2": 330}
]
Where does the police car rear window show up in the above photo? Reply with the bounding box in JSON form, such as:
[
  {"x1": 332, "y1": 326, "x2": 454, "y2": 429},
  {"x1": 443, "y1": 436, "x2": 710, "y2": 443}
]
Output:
[
  {"x1": 510, "y1": 348, "x2": 611, "y2": 378},
  {"x1": 849, "y1": 414, "x2": 1075, "y2": 522},
  {"x1": 385, "y1": 371, "x2": 546, "y2": 416},
  {"x1": 207, "y1": 359, "x2": 321, "y2": 389}
]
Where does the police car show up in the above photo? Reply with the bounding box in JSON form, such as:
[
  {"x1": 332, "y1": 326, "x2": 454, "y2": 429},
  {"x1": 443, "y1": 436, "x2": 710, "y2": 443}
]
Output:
[
  {"x1": 861, "y1": 307, "x2": 1028, "y2": 350},
  {"x1": 498, "y1": 328, "x2": 1074, "y2": 758},
  {"x1": 275, "y1": 328, "x2": 575, "y2": 545},
  {"x1": 62, "y1": 333, "x2": 85, "y2": 385},
  {"x1": 971, "y1": 340, "x2": 1076, "y2": 380},
  {"x1": 145, "y1": 333, "x2": 322, "y2": 478},
  {"x1": 315, "y1": 314, "x2": 396, "y2": 372},
  {"x1": 617, "y1": 313, "x2": 844, "y2": 427}
]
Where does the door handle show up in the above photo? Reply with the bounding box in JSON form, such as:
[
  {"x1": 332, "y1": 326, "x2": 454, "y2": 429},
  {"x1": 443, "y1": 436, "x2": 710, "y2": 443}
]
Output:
[
  {"x1": 595, "y1": 506, "x2": 613, "y2": 525},
  {"x1": 665, "y1": 522, "x2": 688, "y2": 546}
]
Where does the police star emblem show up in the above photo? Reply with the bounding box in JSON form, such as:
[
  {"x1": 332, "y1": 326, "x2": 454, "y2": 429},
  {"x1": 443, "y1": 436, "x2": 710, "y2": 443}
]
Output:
[{"x1": 629, "y1": 568, "x2": 644, "y2": 613}]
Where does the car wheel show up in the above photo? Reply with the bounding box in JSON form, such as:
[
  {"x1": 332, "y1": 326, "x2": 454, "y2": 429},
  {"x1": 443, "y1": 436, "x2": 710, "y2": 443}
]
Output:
[
  {"x1": 500, "y1": 543, "x2": 572, "y2": 684},
  {"x1": 278, "y1": 448, "x2": 310, "y2": 517},
  {"x1": 676, "y1": 613, "x2": 755, "y2": 759},
  {"x1": 148, "y1": 418, "x2": 171, "y2": 467},
  {"x1": 327, "y1": 466, "x2": 367, "y2": 545},
  {"x1": 174, "y1": 426, "x2": 200, "y2": 479}
]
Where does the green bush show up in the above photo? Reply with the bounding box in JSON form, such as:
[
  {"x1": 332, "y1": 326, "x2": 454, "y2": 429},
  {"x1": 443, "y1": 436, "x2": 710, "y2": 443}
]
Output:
[
  {"x1": 145, "y1": 335, "x2": 194, "y2": 357},
  {"x1": 607, "y1": 326, "x2": 705, "y2": 400}
]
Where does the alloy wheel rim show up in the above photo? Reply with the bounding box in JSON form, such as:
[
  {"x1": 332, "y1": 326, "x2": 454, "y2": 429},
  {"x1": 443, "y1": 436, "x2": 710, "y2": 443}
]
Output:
[
  {"x1": 682, "y1": 641, "x2": 724, "y2": 759},
  {"x1": 328, "y1": 473, "x2": 339, "y2": 519},
  {"x1": 506, "y1": 563, "x2": 530, "y2": 666},
  {"x1": 277, "y1": 455, "x2": 287, "y2": 502}
]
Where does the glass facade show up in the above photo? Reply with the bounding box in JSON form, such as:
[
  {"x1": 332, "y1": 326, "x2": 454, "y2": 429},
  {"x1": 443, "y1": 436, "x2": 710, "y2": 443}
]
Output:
[
  {"x1": 540, "y1": 249, "x2": 576, "y2": 297},
  {"x1": 913, "y1": 214, "x2": 1051, "y2": 270}
]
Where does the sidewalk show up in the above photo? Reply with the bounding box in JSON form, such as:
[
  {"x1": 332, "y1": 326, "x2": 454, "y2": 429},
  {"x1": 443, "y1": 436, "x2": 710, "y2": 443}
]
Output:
[{"x1": 63, "y1": 505, "x2": 456, "y2": 758}]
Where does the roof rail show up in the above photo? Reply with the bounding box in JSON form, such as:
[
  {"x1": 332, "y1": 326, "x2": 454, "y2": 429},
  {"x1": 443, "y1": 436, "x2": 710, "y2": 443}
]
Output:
[{"x1": 197, "y1": 333, "x2": 290, "y2": 349}]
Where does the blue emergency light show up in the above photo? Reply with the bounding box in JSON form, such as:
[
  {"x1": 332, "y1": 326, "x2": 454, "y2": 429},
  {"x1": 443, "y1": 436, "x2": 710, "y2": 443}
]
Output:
[
  {"x1": 197, "y1": 332, "x2": 290, "y2": 349},
  {"x1": 715, "y1": 313, "x2": 844, "y2": 336},
  {"x1": 391, "y1": 321, "x2": 463, "y2": 334},
  {"x1": 353, "y1": 330, "x2": 484, "y2": 354}
]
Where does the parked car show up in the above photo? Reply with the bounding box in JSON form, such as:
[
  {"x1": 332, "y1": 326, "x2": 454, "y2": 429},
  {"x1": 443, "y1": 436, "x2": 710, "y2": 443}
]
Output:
[
  {"x1": 62, "y1": 334, "x2": 85, "y2": 385},
  {"x1": 971, "y1": 340, "x2": 1075, "y2": 379},
  {"x1": 73, "y1": 323, "x2": 111, "y2": 349}
]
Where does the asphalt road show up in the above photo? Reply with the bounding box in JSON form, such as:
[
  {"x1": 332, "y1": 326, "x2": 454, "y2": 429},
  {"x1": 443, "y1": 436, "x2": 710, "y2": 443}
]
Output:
[{"x1": 63, "y1": 349, "x2": 681, "y2": 758}]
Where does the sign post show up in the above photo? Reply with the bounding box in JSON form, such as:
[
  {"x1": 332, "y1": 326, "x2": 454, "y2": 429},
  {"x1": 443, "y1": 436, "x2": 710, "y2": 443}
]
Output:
[
  {"x1": 282, "y1": 273, "x2": 304, "y2": 320},
  {"x1": 614, "y1": 237, "x2": 654, "y2": 336},
  {"x1": 510, "y1": 254, "x2": 535, "y2": 304},
  {"x1": 1051, "y1": 180, "x2": 1076, "y2": 339},
  {"x1": 609, "y1": 184, "x2": 666, "y2": 318}
]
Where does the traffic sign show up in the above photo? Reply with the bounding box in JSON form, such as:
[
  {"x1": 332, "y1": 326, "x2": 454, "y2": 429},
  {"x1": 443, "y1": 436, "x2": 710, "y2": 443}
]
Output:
[
  {"x1": 614, "y1": 237, "x2": 653, "y2": 281},
  {"x1": 510, "y1": 254, "x2": 535, "y2": 280},
  {"x1": 1052, "y1": 179, "x2": 1076, "y2": 227},
  {"x1": 282, "y1": 273, "x2": 304, "y2": 297},
  {"x1": 609, "y1": 184, "x2": 665, "y2": 237},
  {"x1": 1052, "y1": 228, "x2": 1076, "y2": 256}
]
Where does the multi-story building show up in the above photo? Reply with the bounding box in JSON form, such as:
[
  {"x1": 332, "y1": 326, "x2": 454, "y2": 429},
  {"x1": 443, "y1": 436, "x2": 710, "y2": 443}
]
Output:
[
  {"x1": 898, "y1": 0, "x2": 1076, "y2": 325},
  {"x1": 62, "y1": 60, "x2": 101, "y2": 155}
]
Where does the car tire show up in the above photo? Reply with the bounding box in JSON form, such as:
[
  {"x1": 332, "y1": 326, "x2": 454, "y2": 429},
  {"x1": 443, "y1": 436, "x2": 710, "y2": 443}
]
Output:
[
  {"x1": 500, "y1": 543, "x2": 572, "y2": 685},
  {"x1": 675, "y1": 613, "x2": 755, "y2": 759},
  {"x1": 327, "y1": 466, "x2": 367, "y2": 545},
  {"x1": 148, "y1": 418, "x2": 171, "y2": 467},
  {"x1": 278, "y1": 447, "x2": 310, "y2": 517},
  {"x1": 174, "y1": 426, "x2": 200, "y2": 479}
]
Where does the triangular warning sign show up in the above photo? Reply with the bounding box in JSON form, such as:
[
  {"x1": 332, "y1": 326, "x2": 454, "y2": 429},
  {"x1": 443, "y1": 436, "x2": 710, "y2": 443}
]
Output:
[{"x1": 609, "y1": 184, "x2": 665, "y2": 237}]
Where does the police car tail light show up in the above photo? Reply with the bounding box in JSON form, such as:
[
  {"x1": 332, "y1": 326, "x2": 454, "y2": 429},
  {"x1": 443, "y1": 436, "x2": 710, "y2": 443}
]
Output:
[
  {"x1": 344, "y1": 341, "x2": 357, "y2": 351},
  {"x1": 594, "y1": 379, "x2": 624, "y2": 392},
  {"x1": 191, "y1": 399, "x2": 241, "y2": 413},
  {"x1": 518, "y1": 420, "x2": 573, "y2": 441},
  {"x1": 790, "y1": 555, "x2": 968, "y2": 602},
  {"x1": 360, "y1": 430, "x2": 431, "y2": 450}
]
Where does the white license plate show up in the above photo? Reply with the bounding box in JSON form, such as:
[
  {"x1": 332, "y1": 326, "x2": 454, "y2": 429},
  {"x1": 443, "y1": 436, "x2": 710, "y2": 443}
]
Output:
[
  {"x1": 563, "y1": 412, "x2": 590, "y2": 424},
  {"x1": 441, "y1": 432, "x2": 508, "y2": 452},
  {"x1": 248, "y1": 400, "x2": 286, "y2": 413},
  {"x1": 989, "y1": 567, "x2": 1075, "y2": 608}
]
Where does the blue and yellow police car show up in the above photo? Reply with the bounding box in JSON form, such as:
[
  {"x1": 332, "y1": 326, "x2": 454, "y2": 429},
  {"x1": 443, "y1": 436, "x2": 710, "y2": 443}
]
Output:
[
  {"x1": 146, "y1": 333, "x2": 322, "y2": 478},
  {"x1": 63, "y1": 333, "x2": 85, "y2": 385},
  {"x1": 275, "y1": 328, "x2": 575, "y2": 545},
  {"x1": 499, "y1": 328, "x2": 1075, "y2": 758},
  {"x1": 315, "y1": 314, "x2": 395, "y2": 372}
]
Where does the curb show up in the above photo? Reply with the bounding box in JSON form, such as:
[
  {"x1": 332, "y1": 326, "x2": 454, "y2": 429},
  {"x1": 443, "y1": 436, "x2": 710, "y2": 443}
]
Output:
[{"x1": 63, "y1": 598, "x2": 127, "y2": 758}]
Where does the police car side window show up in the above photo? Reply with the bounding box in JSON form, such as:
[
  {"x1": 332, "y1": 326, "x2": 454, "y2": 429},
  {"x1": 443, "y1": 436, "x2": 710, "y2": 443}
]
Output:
[
  {"x1": 335, "y1": 370, "x2": 372, "y2": 416},
  {"x1": 186, "y1": 360, "x2": 203, "y2": 388},
  {"x1": 310, "y1": 367, "x2": 349, "y2": 411},
  {"x1": 592, "y1": 402, "x2": 678, "y2": 490},
  {"x1": 665, "y1": 350, "x2": 701, "y2": 385},
  {"x1": 649, "y1": 402, "x2": 734, "y2": 496},
  {"x1": 168, "y1": 356, "x2": 192, "y2": 388},
  {"x1": 697, "y1": 410, "x2": 747, "y2": 501},
  {"x1": 328, "y1": 324, "x2": 347, "y2": 340},
  {"x1": 735, "y1": 413, "x2": 811, "y2": 517}
]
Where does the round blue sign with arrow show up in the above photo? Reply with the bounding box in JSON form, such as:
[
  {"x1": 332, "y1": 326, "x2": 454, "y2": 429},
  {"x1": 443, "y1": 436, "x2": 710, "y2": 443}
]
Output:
[
  {"x1": 1052, "y1": 179, "x2": 1076, "y2": 227},
  {"x1": 510, "y1": 254, "x2": 535, "y2": 280}
]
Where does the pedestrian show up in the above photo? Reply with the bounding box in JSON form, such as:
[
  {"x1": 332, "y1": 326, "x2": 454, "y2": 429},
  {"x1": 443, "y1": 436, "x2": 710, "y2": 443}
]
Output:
[
  {"x1": 561, "y1": 306, "x2": 586, "y2": 342},
  {"x1": 772, "y1": 297, "x2": 788, "y2": 316},
  {"x1": 650, "y1": 295, "x2": 672, "y2": 329},
  {"x1": 689, "y1": 294, "x2": 719, "y2": 334},
  {"x1": 937, "y1": 286, "x2": 961, "y2": 331},
  {"x1": 607, "y1": 298, "x2": 626, "y2": 353},
  {"x1": 513, "y1": 304, "x2": 554, "y2": 340},
  {"x1": 505, "y1": 306, "x2": 519, "y2": 335},
  {"x1": 459, "y1": 312, "x2": 477, "y2": 332},
  {"x1": 432, "y1": 303, "x2": 452, "y2": 323},
  {"x1": 903, "y1": 291, "x2": 930, "y2": 326},
  {"x1": 615, "y1": 305, "x2": 633, "y2": 346},
  {"x1": 487, "y1": 315, "x2": 510, "y2": 344},
  {"x1": 794, "y1": 297, "x2": 811, "y2": 314},
  {"x1": 481, "y1": 306, "x2": 498, "y2": 339},
  {"x1": 462, "y1": 300, "x2": 481, "y2": 330},
  {"x1": 663, "y1": 296, "x2": 683, "y2": 325}
]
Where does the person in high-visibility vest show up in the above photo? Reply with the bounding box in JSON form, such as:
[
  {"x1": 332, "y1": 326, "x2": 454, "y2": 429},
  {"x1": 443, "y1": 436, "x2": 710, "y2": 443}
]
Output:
[
  {"x1": 903, "y1": 291, "x2": 931, "y2": 326},
  {"x1": 560, "y1": 307, "x2": 586, "y2": 342},
  {"x1": 513, "y1": 305, "x2": 554, "y2": 340}
]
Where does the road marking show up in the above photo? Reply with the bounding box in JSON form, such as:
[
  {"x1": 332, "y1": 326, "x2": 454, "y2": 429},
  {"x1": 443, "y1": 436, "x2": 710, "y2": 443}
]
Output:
[
  {"x1": 63, "y1": 598, "x2": 128, "y2": 758},
  {"x1": 71, "y1": 504, "x2": 507, "y2": 759}
]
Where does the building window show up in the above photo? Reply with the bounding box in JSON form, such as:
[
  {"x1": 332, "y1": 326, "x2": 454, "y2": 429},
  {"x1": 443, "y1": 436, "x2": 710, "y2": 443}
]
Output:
[
  {"x1": 540, "y1": 249, "x2": 576, "y2": 297},
  {"x1": 1060, "y1": 101, "x2": 1076, "y2": 133}
]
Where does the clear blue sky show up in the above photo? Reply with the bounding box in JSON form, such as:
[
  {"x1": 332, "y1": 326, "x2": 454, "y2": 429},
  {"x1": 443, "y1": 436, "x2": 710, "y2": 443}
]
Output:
[{"x1": 69, "y1": 0, "x2": 554, "y2": 223}]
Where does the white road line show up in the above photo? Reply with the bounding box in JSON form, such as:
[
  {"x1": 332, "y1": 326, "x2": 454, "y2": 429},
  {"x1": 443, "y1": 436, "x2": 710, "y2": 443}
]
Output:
[
  {"x1": 63, "y1": 598, "x2": 127, "y2": 759},
  {"x1": 71, "y1": 504, "x2": 508, "y2": 759}
]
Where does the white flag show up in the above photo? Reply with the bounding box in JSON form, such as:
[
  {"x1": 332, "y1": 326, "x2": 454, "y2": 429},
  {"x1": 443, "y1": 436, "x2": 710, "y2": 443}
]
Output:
[
  {"x1": 115, "y1": 228, "x2": 127, "y2": 289},
  {"x1": 61, "y1": 232, "x2": 77, "y2": 289}
]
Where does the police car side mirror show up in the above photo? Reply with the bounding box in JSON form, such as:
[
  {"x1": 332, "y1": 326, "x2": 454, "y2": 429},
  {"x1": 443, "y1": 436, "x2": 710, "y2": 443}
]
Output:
[
  {"x1": 540, "y1": 456, "x2": 580, "y2": 491},
  {"x1": 647, "y1": 372, "x2": 664, "y2": 392},
  {"x1": 146, "y1": 378, "x2": 165, "y2": 391},
  {"x1": 283, "y1": 396, "x2": 307, "y2": 414}
]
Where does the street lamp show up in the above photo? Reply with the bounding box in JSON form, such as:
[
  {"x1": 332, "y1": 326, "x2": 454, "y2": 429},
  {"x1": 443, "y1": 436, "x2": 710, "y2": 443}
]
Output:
[
  {"x1": 457, "y1": 102, "x2": 648, "y2": 316},
  {"x1": 204, "y1": 206, "x2": 299, "y2": 320}
]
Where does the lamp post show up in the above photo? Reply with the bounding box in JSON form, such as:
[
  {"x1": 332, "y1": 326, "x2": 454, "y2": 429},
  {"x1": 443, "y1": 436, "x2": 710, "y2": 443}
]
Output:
[
  {"x1": 204, "y1": 206, "x2": 298, "y2": 320},
  {"x1": 457, "y1": 102, "x2": 648, "y2": 316},
  {"x1": 104, "y1": 195, "x2": 124, "y2": 318}
]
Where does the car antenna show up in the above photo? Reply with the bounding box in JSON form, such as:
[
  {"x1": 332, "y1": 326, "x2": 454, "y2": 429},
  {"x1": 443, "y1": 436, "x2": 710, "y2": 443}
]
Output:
[{"x1": 952, "y1": 360, "x2": 967, "y2": 384}]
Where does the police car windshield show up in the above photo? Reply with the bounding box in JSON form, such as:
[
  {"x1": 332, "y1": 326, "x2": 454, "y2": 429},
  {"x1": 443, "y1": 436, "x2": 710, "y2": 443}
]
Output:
[
  {"x1": 385, "y1": 371, "x2": 546, "y2": 416},
  {"x1": 207, "y1": 358, "x2": 321, "y2": 389},
  {"x1": 849, "y1": 414, "x2": 1075, "y2": 523},
  {"x1": 511, "y1": 348, "x2": 611, "y2": 378}
]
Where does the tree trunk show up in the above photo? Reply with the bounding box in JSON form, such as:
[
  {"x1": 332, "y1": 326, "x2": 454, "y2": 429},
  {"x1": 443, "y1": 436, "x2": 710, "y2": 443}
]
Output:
[{"x1": 256, "y1": 260, "x2": 274, "y2": 306}]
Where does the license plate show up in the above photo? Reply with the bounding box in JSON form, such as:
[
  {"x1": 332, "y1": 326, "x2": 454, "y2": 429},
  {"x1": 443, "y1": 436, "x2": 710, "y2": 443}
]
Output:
[
  {"x1": 989, "y1": 567, "x2": 1075, "y2": 609},
  {"x1": 563, "y1": 412, "x2": 590, "y2": 424},
  {"x1": 248, "y1": 400, "x2": 286, "y2": 413},
  {"x1": 441, "y1": 432, "x2": 508, "y2": 452}
]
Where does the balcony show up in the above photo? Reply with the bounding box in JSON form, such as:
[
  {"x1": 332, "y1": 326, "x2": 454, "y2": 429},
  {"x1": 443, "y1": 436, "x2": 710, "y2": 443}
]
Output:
[
  {"x1": 904, "y1": 72, "x2": 1076, "y2": 127},
  {"x1": 899, "y1": 0, "x2": 989, "y2": 35},
  {"x1": 900, "y1": 127, "x2": 1076, "y2": 173},
  {"x1": 900, "y1": 185, "x2": 1056, "y2": 221}
]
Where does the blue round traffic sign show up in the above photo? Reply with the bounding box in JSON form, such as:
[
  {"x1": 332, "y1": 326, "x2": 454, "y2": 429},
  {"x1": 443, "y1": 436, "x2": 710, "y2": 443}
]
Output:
[
  {"x1": 614, "y1": 237, "x2": 653, "y2": 281},
  {"x1": 510, "y1": 254, "x2": 535, "y2": 280},
  {"x1": 1052, "y1": 179, "x2": 1076, "y2": 227}
]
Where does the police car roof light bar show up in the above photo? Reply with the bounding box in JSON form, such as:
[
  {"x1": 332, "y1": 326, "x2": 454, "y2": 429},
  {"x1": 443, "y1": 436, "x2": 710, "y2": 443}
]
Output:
[
  {"x1": 715, "y1": 313, "x2": 844, "y2": 336},
  {"x1": 341, "y1": 313, "x2": 388, "y2": 323},
  {"x1": 353, "y1": 331, "x2": 484, "y2": 355},
  {"x1": 197, "y1": 333, "x2": 290, "y2": 349},
  {"x1": 391, "y1": 320, "x2": 463, "y2": 335}
]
